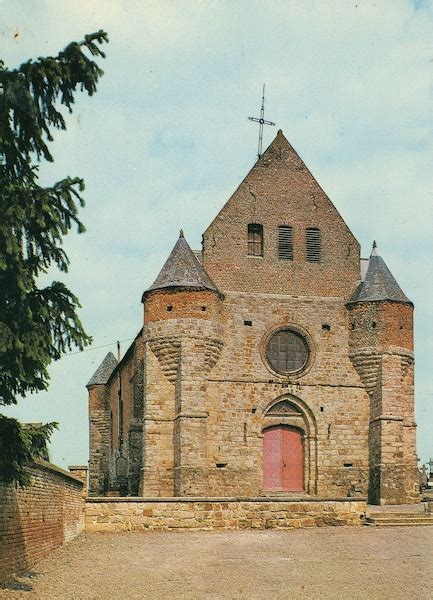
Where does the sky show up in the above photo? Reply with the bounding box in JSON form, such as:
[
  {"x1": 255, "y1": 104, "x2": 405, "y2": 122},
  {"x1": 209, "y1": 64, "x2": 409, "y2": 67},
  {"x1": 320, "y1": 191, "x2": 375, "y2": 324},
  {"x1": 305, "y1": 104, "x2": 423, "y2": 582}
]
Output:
[{"x1": 2, "y1": 0, "x2": 433, "y2": 468}]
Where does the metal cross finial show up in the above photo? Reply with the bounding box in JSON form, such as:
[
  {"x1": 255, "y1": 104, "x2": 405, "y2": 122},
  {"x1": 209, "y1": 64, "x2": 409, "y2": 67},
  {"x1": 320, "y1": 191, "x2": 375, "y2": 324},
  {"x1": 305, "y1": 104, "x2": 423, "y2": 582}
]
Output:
[{"x1": 248, "y1": 84, "x2": 275, "y2": 159}]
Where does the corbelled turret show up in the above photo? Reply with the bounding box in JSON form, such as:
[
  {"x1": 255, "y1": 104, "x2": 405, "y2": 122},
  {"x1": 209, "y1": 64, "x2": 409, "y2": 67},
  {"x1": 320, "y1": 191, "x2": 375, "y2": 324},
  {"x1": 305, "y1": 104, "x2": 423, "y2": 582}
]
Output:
[
  {"x1": 347, "y1": 243, "x2": 418, "y2": 505},
  {"x1": 142, "y1": 230, "x2": 223, "y2": 382},
  {"x1": 141, "y1": 231, "x2": 224, "y2": 497}
]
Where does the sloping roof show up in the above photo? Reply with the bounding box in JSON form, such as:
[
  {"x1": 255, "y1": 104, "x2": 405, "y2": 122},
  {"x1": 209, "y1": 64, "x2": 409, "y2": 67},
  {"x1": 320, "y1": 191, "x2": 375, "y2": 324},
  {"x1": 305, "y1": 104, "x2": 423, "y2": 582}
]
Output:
[
  {"x1": 193, "y1": 250, "x2": 202, "y2": 263},
  {"x1": 143, "y1": 230, "x2": 220, "y2": 297},
  {"x1": 360, "y1": 258, "x2": 369, "y2": 282},
  {"x1": 202, "y1": 129, "x2": 358, "y2": 249},
  {"x1": 348, "y1": 245, "x2": 412, "y2": 305},
  {"x1": 86, "y1": 352, "x2": 118, "y2": 386}
]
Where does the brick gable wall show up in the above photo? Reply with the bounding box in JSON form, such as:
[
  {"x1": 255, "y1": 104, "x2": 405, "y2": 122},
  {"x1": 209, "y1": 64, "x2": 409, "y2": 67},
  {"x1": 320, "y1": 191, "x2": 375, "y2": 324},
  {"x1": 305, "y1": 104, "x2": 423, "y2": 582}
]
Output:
[{"x1": 202, "y1": 131, "x2": 360, "y2": 299}]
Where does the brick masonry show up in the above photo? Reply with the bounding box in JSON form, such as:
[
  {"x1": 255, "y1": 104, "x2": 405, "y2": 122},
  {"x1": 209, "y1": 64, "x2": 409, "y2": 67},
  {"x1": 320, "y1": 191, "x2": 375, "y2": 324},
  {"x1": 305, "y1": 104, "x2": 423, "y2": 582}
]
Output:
[
  {"x1": 0, "y1": 460, "x2": 84, "y2": 583},
  {"x1": 88, "y1": 130, "x2": 419, "y2": 506},
  {"x1": 85, "y1": 497, "x2": 366, "y2": 531},
  {"x1": 202, "y1": 132, "x2": 360, "y2": 299}
]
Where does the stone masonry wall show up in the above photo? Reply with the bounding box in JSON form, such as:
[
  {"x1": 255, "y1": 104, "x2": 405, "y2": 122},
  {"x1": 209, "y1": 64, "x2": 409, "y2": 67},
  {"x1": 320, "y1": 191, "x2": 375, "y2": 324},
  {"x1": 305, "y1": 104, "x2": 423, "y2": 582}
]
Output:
[
  {"x1": 203, "y1": 291, "x2": 370, "y2": 498},
  {"x1": 88, "y1": 384, "x2": 109, "y2": 496},
  {"x1": 142, "y1": 311, "x2": 223, "y2": 496},
  {"x1": 128, "y1": 336, "x2": 144, "y2": 496},
  {"x1": 141, "y1": 344, "x2": 176, "y2": 496},
  {"x1": 138, "y1": 288, "x2": 371, "y2": 498},
  {"x1": 0, "y1": 460, "x2": 84, "y2": 583},
  {"x1": 347, "y1": 301, "x2": 418, "y2": 504},
  {"x1": 99, "y1": 335, "x2": 144, "y2": 496},
  {"x1": 85, "y1": 497, "x2": 366, "y2": 531}
]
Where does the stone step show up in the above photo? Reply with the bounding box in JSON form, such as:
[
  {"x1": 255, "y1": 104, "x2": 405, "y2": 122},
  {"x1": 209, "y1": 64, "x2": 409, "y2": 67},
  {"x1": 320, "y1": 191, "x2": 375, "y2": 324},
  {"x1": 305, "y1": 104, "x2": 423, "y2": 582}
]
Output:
[
  {"x1": 366, "y1": 521, "x2": 433, "y2": 527},
  {"x1": 365, "y1": 515, "x2": 433, "y2": 527},
  {"x1": 368, "y1": 512, "x2": 433, "y2": 519},
  {"x1": 367, "y1": 516, "x2": 433, "y2": 523}
]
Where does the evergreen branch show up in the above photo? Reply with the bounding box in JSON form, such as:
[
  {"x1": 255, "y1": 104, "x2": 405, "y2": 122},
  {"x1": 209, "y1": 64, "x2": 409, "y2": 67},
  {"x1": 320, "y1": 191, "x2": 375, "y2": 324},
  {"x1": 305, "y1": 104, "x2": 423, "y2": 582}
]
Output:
[
  {"x1": 0, "y1": 31, "x2": 106, "y2": 482},
  {"x1": 0, "y1": 30, "x2": 108, "y2": 176},
  {"x1": 0, "y1": 415, "x2": 58, "y2": 485}
]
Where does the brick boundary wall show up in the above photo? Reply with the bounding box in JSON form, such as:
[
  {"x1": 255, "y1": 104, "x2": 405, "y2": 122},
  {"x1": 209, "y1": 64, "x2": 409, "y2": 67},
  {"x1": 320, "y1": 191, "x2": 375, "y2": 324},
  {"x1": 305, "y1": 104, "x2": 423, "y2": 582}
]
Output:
[
  {"x1": 0, "y1": 460, "x2": 84, "y2": 583},
  {"x1": 86, "y1": 497, "x2": 366, "y2": 531}
]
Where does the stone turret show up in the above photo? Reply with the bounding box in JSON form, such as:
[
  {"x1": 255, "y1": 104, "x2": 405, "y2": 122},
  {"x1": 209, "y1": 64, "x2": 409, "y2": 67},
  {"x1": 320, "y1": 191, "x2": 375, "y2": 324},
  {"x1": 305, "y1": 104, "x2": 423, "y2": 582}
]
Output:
[
  {"x1": 87, "y1": 352, "x2": 118, "y2": 496},
  {"x1": 141, "y1": 230, "x2": 224, "y2": 496},
  {"x1": 347, "y1": 243, "x2": 418, "y2": 504}
]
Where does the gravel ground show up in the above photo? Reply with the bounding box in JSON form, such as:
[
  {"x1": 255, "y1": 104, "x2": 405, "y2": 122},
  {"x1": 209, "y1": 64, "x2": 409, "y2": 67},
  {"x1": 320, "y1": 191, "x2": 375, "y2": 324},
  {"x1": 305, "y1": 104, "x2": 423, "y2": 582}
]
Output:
[{"x1": 1, "y1": 527, "x2": 432, "y2": 599}]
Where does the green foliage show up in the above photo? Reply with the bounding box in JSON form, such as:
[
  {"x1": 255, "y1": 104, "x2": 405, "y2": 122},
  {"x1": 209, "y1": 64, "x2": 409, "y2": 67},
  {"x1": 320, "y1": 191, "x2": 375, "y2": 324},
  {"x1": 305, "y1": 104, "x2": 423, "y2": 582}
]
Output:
[
  {"x1": 0, "y1": 415, "x2": 58, "y2": 486},
  {"x1": 0, "y1": 31, "x2": 108, "y2": 178},
  {"x1": 0, "y1": 31, "x2": 108, "y2": 482},
  {"x1": 0, "y1": 174, "x2": 90, "y2": 404}
]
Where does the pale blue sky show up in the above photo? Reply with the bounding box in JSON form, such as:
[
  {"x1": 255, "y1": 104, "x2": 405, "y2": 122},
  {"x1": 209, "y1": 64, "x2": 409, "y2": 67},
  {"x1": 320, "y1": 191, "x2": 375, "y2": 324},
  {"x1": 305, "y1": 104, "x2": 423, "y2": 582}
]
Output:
[{"x1": 2, "y1": 0, "x2": 433, "y2": 467}]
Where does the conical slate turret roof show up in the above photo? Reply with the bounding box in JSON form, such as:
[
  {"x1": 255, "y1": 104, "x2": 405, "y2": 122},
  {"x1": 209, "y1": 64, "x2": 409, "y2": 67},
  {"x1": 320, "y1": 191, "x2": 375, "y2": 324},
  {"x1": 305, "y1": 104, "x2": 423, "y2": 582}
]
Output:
[
  {"x1": 143, "y1": 230, "x2": 220, "y2": 297},
  {"x1": 348, "y1": 243, "x2": 412, "y2": 305},
  {"x1": 86, "y1": 352, "x2": 118, "y2": 387}
]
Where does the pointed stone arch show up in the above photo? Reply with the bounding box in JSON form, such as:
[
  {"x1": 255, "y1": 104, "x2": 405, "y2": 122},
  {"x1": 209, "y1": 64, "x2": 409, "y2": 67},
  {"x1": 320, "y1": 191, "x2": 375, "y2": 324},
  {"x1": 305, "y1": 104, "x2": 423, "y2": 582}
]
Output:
[{"x1": 259, "y1": 394, "x2": 318, "y2": 495}]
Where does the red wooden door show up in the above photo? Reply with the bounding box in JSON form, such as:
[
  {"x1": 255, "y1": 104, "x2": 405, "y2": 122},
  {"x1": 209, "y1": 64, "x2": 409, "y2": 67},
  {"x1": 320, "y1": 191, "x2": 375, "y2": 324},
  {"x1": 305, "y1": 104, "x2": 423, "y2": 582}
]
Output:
[{"x1": 263, "y1": 426, "x2": 303, "y2": 492}]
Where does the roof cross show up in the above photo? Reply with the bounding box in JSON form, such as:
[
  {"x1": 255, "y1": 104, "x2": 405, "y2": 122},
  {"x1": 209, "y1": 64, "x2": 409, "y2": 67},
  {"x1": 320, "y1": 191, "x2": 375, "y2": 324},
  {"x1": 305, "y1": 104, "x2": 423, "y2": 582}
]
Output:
[{"x1": 248, "y1": 84, "x2": 275, "y2": 159}]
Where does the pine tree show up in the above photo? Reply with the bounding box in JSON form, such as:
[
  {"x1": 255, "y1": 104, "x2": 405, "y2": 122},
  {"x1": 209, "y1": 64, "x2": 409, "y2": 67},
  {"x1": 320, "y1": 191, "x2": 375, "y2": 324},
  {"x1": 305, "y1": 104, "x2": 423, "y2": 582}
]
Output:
[{"x1": 0, "y1": 31, "x2": 108, "y2": 484}]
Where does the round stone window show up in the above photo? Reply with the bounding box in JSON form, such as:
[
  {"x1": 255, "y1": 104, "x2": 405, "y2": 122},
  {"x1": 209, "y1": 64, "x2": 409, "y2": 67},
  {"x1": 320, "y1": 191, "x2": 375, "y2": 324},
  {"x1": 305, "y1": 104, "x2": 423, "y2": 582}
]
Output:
[{"x1": 266, "y1": 328, "x2": 309, "y2": 374}]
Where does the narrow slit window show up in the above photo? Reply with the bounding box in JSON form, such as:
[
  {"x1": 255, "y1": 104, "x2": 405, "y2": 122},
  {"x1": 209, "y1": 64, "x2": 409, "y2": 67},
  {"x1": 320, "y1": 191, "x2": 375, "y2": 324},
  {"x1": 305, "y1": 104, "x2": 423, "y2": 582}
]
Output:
[
  {"x1": 278, "y1": 225, "x2": 293, "y2": 260},
  {"x1": 248, "y1": 223, "x2": 263, "y2": 256},
  {"x1": 306, "y1": 227, "x2": 321, "y2": 262}
]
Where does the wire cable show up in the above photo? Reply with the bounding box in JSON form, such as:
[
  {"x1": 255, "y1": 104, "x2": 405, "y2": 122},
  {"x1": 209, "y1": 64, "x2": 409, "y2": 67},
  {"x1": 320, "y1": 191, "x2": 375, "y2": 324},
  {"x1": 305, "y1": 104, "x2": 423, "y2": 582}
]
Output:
[{"x1": 64, "y1": 337, "x2": 136, "y2": 356}]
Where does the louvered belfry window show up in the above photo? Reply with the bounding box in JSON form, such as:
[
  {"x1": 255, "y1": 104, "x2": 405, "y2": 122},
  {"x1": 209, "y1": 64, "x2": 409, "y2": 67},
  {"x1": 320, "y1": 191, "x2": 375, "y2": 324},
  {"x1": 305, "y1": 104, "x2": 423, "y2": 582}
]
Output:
[
  {"x1": 306, "y1": 227, "x2": 321, "y2": 262},
  {"x1": 248, "y1": 223, "x2": 263, "y2": 256},
  {"x1": 278, "y1": 225, "x2": 293, "y2": 260}
]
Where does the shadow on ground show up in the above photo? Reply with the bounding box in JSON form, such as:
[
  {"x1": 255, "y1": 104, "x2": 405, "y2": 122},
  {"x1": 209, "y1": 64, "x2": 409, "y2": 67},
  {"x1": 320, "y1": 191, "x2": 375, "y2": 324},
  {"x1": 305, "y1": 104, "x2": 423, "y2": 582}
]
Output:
[{"x1": 0, "y1": 570, "x2": 40, "y2": 593}]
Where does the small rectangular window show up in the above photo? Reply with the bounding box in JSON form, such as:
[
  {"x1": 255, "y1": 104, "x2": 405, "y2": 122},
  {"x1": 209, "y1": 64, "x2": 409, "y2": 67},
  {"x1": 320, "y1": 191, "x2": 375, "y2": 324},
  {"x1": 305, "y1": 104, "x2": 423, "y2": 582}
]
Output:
[
  {"x1": 278, "y1": 225, "x2": 293, "y2": 260},
  {"x1": 306, "y1": 228, "x2": 321, "y2": 262},
  {"x1": 248, "y1": 223, "x2": 263, "y2": 256}
]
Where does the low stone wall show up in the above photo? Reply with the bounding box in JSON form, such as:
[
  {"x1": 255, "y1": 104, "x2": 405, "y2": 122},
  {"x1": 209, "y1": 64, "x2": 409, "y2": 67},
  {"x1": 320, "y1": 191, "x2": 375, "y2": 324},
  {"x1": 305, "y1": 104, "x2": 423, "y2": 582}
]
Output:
[
  {"x1": 86, "y1": 496, "x2": 366, "y2": 531},
  {"x1": 0, "y1": 460, "x2": 84, "y2": 583}
]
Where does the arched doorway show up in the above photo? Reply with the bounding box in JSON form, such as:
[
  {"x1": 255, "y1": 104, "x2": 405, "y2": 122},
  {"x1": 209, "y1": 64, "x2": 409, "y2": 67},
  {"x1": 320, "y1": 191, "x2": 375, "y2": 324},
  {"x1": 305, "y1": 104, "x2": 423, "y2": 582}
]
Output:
[{"x1": 263, "y1": 425, "x2": 304, "y2": 492}]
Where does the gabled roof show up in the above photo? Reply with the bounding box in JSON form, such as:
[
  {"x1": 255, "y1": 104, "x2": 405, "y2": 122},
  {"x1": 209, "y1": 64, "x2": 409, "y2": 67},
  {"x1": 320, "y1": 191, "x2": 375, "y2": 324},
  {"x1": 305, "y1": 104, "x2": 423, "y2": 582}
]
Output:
[
  {"x1": 86, "y1": 352, "x2": 118, "y2": 387},
  {"x1": 348, "y1": 243, "x2": 412, "y2": 305},
  {"x1": 259, "y1": 129, "x2": 307, "y2": 170},
  {"x1": 143, "y1": 230, "x2": 220, "y2": 298},
  {"x1": 202, "y1": 129, "x2": 357, "y2": 246}
]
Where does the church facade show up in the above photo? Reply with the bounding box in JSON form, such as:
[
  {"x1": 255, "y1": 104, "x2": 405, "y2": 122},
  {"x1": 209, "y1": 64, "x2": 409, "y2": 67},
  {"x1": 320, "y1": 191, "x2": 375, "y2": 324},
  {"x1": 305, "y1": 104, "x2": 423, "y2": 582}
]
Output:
[{"x1": 87, "y1": 131, "x2": 419, "y2": 505}]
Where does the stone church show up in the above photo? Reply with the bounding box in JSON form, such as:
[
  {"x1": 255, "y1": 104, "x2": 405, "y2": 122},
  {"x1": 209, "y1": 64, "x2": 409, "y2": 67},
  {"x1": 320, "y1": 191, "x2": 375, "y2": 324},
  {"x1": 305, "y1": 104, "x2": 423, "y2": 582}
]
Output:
[{"x1": 87, "y1": 130, "x2": 419, "y2": 505}]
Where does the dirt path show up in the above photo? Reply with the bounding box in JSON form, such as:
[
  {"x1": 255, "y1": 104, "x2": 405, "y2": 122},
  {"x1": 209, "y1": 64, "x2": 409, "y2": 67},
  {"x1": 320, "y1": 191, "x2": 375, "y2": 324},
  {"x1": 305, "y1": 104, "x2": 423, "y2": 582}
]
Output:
[{"x1": 1, "y1": 527, "x2": 432, "y2": 599}]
